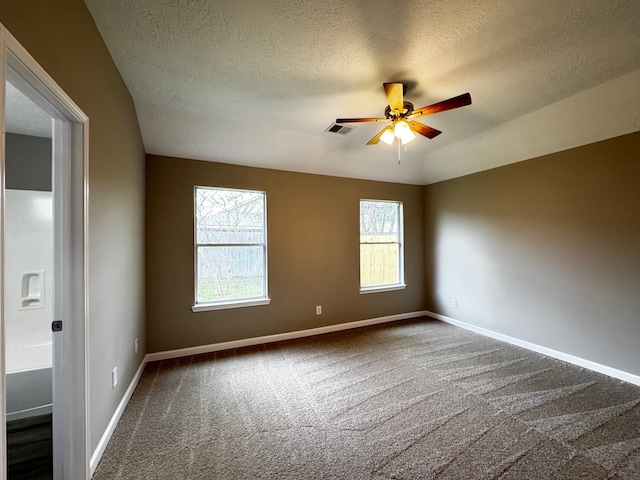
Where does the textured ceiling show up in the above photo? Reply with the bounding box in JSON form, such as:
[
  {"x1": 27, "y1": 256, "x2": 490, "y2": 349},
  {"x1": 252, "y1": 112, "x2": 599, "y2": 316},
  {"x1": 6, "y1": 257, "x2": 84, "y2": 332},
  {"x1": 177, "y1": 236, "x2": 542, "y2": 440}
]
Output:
[
  {"x1": 84, "y1": 0, "x2": 640, "y2": 184},
  {"x1": 5, "y1": 81, "x2": 52, "y2": 138}
]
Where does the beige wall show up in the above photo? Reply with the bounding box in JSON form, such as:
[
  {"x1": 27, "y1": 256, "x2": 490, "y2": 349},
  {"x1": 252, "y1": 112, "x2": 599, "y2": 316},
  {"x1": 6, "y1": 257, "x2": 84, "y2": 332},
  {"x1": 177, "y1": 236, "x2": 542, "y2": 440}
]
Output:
[
  {"x1": 425, "y1": 131, "x2": 640, "y2": 376},
  {"x1": 0, "y1": 0, "x2": 146, "y2": 453},
  {"x1": 146, "y1": 155, "x2": 424, "y2": 352}
]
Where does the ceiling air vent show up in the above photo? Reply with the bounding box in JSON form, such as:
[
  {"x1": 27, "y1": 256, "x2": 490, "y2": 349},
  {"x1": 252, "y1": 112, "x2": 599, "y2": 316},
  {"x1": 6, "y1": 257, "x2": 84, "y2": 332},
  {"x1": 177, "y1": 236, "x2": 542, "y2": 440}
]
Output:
[{"x1": 325, "y1": 123, "x2": 354, "y2": 135}]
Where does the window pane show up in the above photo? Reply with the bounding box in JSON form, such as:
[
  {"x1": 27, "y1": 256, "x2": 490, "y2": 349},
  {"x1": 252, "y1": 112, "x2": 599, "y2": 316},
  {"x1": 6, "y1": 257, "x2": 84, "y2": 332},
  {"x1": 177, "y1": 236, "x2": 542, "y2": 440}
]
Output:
[
  {"x1": 360, "y1": 200, "x2": 398, "y2": 242},
  {"x1": 359, "y1": 199, "x2": 403, "y2": 289},
  {"x1": 196, "y1": 188, "x2": 264, "y2": 244},
  {"x1": 197, "y1": 246, "x2": 265, "y2": 302},
  {"x1": 360, "y1": 243, "x2": 399, "y2": 286}
]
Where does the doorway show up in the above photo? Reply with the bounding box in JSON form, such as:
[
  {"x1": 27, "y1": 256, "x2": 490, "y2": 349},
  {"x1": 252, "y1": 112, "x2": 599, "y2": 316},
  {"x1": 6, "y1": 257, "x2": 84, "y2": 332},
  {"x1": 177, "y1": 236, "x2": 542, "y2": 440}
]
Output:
[
  {"x1": 1, "y1": 24, "x2": 89, "y2": 480},
  {"x1": 4, "y1": 78, "x2": 54, "y2": 478}
]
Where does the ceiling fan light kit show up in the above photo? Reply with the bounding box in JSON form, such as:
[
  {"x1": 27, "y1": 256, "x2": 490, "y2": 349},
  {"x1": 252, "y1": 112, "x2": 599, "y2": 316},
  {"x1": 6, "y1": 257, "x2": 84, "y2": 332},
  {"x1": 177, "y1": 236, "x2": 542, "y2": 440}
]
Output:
[
  {"x1": 394, "y1": 120, "x2": 416, "y2": 144},
  {"x1": 379, "y1": 127, "x2": 395, "y2": 145},
  {"x1": 336, "y1": 83, "x2": 472, "y2": 148}
]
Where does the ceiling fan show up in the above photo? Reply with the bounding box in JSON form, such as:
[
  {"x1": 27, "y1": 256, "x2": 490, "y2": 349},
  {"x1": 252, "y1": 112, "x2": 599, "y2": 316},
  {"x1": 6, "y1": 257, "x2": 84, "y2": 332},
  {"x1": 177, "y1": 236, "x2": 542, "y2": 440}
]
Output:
[{"x1": 336, "y1": 83, "x2": 472, "y2": 146}]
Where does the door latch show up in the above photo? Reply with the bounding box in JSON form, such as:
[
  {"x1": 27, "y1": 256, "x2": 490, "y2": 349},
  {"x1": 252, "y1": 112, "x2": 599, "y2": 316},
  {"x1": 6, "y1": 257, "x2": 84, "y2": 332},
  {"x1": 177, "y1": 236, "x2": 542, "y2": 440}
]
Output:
[{"x1": 52, "y1": 320, "x2": 63, "y2": 332}]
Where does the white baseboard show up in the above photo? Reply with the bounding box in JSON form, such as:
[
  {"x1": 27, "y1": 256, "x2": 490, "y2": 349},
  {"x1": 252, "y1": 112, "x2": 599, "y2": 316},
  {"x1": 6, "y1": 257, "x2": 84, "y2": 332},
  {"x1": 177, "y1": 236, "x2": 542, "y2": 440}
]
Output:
[
  {"x1": 89, "y1": 311, "x2": 426, "y2": 475},
  {"x1": 89, "y1": 309, "x2": 640, "y2": 475},
  {"x1": 89, "y1": 359, "x2": 147, "y2": 476},
  {"x1": 425, "y1": 310, "x2": 640, "y2": 387},
  {"x1": 146, "y1": 311, "x2": 428, "y2": 362},
  {"x1": 6, "y1": 404, "x2": 52, "y2": 422}
]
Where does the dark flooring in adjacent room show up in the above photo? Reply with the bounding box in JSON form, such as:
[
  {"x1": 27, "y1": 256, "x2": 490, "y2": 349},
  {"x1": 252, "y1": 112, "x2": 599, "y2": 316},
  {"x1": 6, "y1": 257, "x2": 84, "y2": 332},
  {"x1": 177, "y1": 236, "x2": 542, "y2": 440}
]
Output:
[{"x1": 6, "y1": 413, "x2": 53, "y2": 480}]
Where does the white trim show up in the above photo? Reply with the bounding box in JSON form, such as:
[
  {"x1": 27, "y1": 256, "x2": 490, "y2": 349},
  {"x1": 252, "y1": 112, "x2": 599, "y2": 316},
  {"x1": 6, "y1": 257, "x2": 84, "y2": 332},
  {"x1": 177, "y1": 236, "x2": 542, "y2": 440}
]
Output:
[
  {"x1": 359, "y1": 199, "x2": 405, "y2": 291},
  {"x1": 425, "y1": 310, "x2": 640, "y2": 387},
  {"x1": 89, "y1": 311, "x2": 426, "y2": 472},
  {"x1": 147, "y1": 311, "x2": 427, "y2": 362},
  {"x1": 89, "y1": 359, "x2": 146, "y2": 476},
  {"x1": 360, "y1": 284, "x2": 406, "y2": 294},
  {"x1": 87, "y1": 308, "x2": 640, "y2": 477},
  {"x1": 0, "y1": 29, "x2": 8, "y2": 480},
  {"x1": 6, "y1": 404, "x2": 52, "y2": 422},
  {"x1": 1, "y1": 22, "x2": 90, "y2": 480},
  {"x1": 191, "y1": 297, "x2": 271, "y2": 312},
  {"x1": 194, "y1": 186, "x2": 268, "y2": 309}
]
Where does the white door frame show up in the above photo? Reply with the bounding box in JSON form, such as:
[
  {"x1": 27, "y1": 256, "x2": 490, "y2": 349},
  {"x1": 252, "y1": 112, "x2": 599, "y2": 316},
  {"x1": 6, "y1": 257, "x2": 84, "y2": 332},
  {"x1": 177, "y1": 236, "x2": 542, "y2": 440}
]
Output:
[{"x1": 0, "y1": 24, "x2": 89, "y2": 479}]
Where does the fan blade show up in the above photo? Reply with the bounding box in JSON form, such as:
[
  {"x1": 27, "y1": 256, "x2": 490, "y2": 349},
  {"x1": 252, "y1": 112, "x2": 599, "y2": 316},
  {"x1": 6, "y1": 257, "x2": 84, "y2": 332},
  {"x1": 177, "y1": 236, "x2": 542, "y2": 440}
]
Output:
[
  {"x1": 366, "y1": 126, "x2": 392, "y2": 145},
  {"x1": 408, "y1": 121, "x2": 442, "y2": 139},
  {"x1": 336, "y1": 117, "x2": 387, "y2": 123},
  {"x1": 411, "y1": 92, "x2": 471, "y2": 118},
  {"x1": 383, "y1": 83, "x2": 404, "y2": 114}
]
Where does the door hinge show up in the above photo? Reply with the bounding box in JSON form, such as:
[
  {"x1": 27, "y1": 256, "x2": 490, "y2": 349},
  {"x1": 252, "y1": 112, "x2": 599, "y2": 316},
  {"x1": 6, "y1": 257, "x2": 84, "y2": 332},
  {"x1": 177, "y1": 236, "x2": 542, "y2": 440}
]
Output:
[{"x1": 52, "y1": 320, "x2": 63, "y2": 332}]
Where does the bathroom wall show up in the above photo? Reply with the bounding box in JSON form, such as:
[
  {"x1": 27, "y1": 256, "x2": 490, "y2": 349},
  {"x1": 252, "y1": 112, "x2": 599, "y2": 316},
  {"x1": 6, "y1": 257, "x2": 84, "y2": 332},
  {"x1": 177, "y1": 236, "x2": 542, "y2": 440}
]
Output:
[
  {"x1": 4, "y1": 189, "x2": 53, "y2": 373},
  {"x1": 5, "y1": 368, "x2": 52, "y2": 421},
  {"x1": 4, "y1": 133, "x2": 53, "y2": 419},
  {"x1": 5, "y1": 133, "x2": 51, "y2": 191}
]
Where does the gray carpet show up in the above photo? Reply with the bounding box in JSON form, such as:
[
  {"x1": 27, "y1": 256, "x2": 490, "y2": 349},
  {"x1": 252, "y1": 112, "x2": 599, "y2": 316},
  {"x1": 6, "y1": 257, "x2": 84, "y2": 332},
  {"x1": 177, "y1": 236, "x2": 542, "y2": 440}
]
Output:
[{"x1": 93, "y1": 318, "x2": 640, "y2": 479}]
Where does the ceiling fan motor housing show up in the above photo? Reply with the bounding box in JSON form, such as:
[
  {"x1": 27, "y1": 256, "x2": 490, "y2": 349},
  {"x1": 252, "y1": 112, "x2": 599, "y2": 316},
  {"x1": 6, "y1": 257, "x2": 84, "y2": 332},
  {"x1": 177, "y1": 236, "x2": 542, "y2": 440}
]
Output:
[{"x1": 385, "y1": 101, "x2": 414, "y2": 119}]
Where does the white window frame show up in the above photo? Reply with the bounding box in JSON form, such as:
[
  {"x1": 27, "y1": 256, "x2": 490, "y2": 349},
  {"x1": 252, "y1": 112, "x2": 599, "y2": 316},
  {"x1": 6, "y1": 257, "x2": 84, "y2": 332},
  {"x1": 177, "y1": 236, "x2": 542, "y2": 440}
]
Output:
[
  {"x1": 359, "y1": 199, "x2": 406, "y2": 294},
  {"x1": 191, "y1": 186, "x2": 270, "y2": 312}
]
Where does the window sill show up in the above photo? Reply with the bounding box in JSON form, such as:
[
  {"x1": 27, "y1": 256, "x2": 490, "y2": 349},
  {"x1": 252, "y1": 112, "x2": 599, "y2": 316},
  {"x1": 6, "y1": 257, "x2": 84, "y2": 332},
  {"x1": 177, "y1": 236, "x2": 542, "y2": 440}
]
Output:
[
  {"x1": 191, "y1": 297, "x2": 271, "y2": 312},
  {"x1": 359, "y1": 284, "x2": 406, "y2": 294}
]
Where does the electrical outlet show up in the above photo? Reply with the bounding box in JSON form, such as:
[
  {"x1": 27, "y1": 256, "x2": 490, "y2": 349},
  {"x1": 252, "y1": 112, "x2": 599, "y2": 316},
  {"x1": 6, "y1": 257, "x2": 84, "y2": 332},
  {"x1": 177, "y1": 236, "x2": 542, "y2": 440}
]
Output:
[
  {"x1": 316, "y1": 305, "x2": 322, "y2": 315},
  {"x1": 135, "y1": 338, "x2": 139, "y2": 354},
  {"x1": 450, "y1": 298, "x2": 458, "y2": 309},
  {"x1": 112, "y1": 367, "x2": 118, "y2": 389}
]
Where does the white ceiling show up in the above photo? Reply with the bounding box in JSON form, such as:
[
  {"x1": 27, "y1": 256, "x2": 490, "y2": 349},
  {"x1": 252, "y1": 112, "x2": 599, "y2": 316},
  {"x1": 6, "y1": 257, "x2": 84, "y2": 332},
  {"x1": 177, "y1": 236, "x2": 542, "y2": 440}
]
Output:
[
  {"x1": 83, "y1": 0, "x2": 640, "y2": 185},
  {"x1": 5, "y1": 81, "x2": 52, "y2": 138}
]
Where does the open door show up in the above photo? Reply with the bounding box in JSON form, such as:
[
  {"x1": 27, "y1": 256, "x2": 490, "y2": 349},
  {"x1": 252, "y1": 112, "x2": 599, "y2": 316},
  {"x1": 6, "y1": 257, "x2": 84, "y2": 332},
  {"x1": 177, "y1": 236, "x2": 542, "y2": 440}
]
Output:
[{"x1": 1, "y1": 24, "x2": 89, "y2": 480}]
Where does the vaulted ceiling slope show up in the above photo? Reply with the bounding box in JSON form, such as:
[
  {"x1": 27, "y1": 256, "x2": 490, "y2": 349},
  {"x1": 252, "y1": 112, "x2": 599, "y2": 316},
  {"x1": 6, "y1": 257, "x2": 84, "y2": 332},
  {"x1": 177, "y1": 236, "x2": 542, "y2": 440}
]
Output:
[{"x1": 84, "y1": 0, "x2": 640, "y2": 185}]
